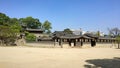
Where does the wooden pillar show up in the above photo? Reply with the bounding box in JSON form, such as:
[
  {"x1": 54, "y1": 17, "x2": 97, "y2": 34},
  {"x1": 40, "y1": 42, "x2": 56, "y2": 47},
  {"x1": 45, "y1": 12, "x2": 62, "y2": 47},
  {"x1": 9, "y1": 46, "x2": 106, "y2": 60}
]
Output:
[
  {"x1": 87, "y1": 39, "x2": 89, "y2": 42},
  {"x1": 58, "y1": 39, "x2": 60, "y2": 45},
  {"x1": 106, "y1": 40, "x2": 108, "y2": 43},
  {"x1": 96, "y1": 39, "x2": 97, "y2": 42},
  {"x1": 81, "y1": 39, "x2": 83, "y2": 46},
  {"x1": 67, "y1": 39, "x2": 69, "y2": 42},
  {"x1": 78, "y1": 39, "x2": 80, "y2": 42},
  {"x1": 68, "y1": 39, "x2": 71, "y2": 46},
  {"x1": 91, "y1": 39, "x2": 96, "y2": 47},
  {"x1": 83, "y1": 38, "x2": 85, "y2": 42},
  {"x1": 57, "y1": 38, "x2": 58, "y2": 42},
  {"x1": 61, "y1": 39, "x2": 63, "y2": 48},
  {"x1": 62, "y1": 39, "x2": 64, "y2": 42},
  {"x1": 74, "y1": 39, "x2": 76, "y2": 46},
  {"x1": 100, "y1": 39, "x2": 101, "y2": 42},
  {"x1": 103, "y1": 39, "x2": 104, "y2": 42},
  {"x1": 59, "y1": 38, "x2": 63, "y2": 48},
  {"x1": 54, "y1": 39, "x2": 56, "y2": 46}
]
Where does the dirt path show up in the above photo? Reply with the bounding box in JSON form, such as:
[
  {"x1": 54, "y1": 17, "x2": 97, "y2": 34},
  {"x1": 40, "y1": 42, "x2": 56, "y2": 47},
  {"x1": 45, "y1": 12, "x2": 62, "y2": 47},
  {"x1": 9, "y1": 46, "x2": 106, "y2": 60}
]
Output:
[{"x1": 0, "y1": 47, "x2": 120, "y2": 68}]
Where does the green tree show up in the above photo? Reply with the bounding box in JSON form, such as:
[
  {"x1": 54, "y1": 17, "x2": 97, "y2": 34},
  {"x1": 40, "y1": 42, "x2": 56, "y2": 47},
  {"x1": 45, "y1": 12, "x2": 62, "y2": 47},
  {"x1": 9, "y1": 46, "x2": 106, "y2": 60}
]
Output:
[
  {"x1": 10, "y1": 18, "x2": 22, "y2": 33},
  {"x1": 63, "y1": 28, "x2": 73, "y2": 34},
  {"x1": 0, "y1": 26, "x2": 18, "y2": 45},
  {"x1": 42, "y1": 20, "x2": 52, "y2": 34},
  {"x1": 0, "y1": 13, "x2": 21, "y2": 32},
  {"x1": 0, "y1": 13, "x2": 10, "y2": 26},
  {"x1": 96, "y1": 31, "x2": 100, "y2": 37},
  {"x1": 19, "y1": 17, "x2": 42, "y2": 29},
  {"x1": 0, "y1": 13, "x2": 21, "y2": 45}
]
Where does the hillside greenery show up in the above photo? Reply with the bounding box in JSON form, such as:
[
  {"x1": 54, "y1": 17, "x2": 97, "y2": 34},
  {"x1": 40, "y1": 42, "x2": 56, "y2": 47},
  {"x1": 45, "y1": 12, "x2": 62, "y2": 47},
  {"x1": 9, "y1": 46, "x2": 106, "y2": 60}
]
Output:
[{"x1": 0, "y1": 12, "x2": 52, "y2": 45}]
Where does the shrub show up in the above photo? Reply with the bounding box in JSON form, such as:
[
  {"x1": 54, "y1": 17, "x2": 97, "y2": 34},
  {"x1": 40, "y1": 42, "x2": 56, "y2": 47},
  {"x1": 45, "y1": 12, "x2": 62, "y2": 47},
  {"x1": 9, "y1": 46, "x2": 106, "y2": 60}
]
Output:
[
  {"x1": 25, "y1": 31, "x2": 29, "y2": 36},
  {"x1": 26, "y1": 33, "x2": 36, "y2": 41}
]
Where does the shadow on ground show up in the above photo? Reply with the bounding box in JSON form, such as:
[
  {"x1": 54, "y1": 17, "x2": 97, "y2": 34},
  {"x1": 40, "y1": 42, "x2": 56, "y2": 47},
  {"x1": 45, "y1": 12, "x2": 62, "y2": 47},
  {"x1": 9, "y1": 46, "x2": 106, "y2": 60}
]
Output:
[{"x1": 84, "y1": 57, "x2": 120, "y2": 68}]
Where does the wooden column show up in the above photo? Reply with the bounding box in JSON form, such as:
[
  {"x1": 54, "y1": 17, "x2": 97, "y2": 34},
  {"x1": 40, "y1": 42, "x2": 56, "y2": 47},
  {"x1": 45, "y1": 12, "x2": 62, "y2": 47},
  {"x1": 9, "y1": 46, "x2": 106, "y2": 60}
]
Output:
[
  {"x1": 54, "y1": 39, "x2": 56, "y2": 46},
  {"x1": 61, "y1": 39, "x2": 63, "y2": 48},
  {"x1": 91, "y1": 39, "x2": 96, "y2": 47},
  {"x1": 100, "y1": 39, "x2": 101, "y2": 42},
  {"x1": 74, "y1": 39, "x2": 76, "y2": 46},
  {"x1": 78, "y1": 39, "x2": 80, "y2": 42},
  {"x1": 81, "y1": 39, "x2": 83, "y2": 46},
  {"x1": 83, "y1": 38, "x2": 85, "y2": 42},
  {"x1": 59, "y1": 38, "x2": 63, "y2": 48}
]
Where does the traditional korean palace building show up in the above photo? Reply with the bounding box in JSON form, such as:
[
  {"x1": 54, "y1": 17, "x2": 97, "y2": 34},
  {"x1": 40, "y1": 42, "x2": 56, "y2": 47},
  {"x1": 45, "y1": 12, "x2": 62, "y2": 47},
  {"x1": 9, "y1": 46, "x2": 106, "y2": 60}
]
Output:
[
  {"x1": 52, "y1": 31, "x2": 116, "y2": 48},
  {"x1": 25, "y1": 28, "x2": 52, "y2": 41},
  {"x1": 26, "y1": 28, "x2": 44, "y2": 37},
  {"x1": 23, "y1": 28, "x2": 116, "y2": 48}
]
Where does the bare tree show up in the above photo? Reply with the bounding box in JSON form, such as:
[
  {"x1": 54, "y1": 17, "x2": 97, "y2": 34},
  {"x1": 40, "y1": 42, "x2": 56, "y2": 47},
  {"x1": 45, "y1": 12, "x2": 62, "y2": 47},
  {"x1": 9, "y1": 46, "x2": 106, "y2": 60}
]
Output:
[{"x1": 108, "y1": 27, "x2": 120, "y2": 37}]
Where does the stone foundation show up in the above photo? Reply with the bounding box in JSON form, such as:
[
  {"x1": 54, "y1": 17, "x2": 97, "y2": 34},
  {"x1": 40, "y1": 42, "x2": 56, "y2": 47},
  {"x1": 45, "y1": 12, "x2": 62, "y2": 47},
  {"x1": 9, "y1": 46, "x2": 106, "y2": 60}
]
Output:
[{"x1": 24, "y1": 41, "x2": 118, "y2": 48}]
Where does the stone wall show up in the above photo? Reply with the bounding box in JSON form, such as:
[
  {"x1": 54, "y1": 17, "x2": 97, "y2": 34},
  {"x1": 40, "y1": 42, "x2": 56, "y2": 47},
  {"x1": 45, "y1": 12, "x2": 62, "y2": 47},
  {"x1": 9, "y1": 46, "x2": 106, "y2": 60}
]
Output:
[{"x1": 23, "y1": 41, "x2": 118, "y2": 48}]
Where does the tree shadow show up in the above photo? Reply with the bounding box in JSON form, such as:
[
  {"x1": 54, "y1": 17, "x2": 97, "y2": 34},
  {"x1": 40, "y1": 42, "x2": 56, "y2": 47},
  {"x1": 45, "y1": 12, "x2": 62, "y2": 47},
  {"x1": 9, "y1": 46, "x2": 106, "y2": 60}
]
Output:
[{"x1": 84, "y1": 57, "x2": 120, "y2": 68}]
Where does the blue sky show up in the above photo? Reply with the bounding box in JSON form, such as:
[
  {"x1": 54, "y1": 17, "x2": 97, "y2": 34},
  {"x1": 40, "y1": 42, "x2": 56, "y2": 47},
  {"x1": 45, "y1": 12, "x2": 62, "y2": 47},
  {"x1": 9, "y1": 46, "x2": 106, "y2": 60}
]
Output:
[{"x1": 0, "y1": 0, "x2": 120, "y2": 34}]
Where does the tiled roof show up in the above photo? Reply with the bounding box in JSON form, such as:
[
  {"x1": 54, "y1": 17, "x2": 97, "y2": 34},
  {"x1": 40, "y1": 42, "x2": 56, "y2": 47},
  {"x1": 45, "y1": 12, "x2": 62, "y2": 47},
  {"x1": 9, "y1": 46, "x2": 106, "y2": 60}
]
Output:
[
  {"x1": 53, "y1": 31, "x2": 115, "y2": 40},
  {"x1": 99, "y1": 36, "x2": 115, "y2": 40},
  {"x1": 26, "y1": 28, "x2": 43, "y2": 31}
]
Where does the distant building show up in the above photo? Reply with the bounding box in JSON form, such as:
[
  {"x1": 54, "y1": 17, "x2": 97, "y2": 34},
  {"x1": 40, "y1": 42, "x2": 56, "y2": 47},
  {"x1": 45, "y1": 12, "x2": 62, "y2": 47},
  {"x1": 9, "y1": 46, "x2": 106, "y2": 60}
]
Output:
[
  {"x1": 26, "y1": 28, "x2": 44, "y2": 37},
  {"x1": 72, "y1": 28, "x2": 83, "y2": 35},
  {"x1": 26, "y1": 28, "x2": 53, "y2": 41},
  {"x1": 84, "y1": 31, "x2": 105, "y2": 37},
  {"x1": 99, "y1": 32, "x2": 105, "y2": 36},
  {"x1": 53, "y1": 31, "x2": 115, "y2": 48}
]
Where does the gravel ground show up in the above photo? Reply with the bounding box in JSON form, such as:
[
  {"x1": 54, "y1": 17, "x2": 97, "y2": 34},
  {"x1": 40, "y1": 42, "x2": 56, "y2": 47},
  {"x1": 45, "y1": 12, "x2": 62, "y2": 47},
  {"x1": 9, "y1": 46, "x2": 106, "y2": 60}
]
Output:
[{"x1": 0, "y1": 46, "x2": 120, "y2": 68}]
